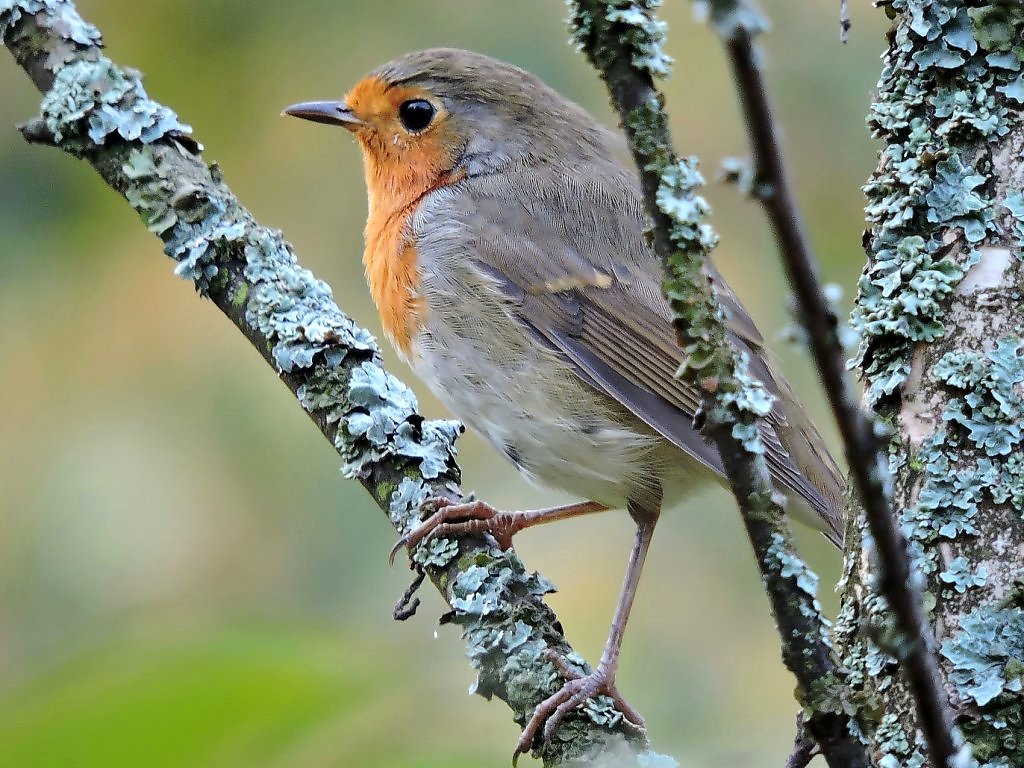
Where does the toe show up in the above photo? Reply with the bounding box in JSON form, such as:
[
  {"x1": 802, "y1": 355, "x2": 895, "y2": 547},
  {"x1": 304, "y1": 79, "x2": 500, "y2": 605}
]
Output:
[
  {"x1": 514, "y1": 663, "x2": 644, "y2": 759},
  {"x1": 543, "y1": 684, "x2": 588, "y2": 745}
]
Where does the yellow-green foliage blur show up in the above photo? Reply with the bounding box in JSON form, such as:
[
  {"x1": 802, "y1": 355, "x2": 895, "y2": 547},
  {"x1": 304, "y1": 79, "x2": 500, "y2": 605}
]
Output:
[{"x1": 0, "y1": 1, "x2": 887, "y2": 766}]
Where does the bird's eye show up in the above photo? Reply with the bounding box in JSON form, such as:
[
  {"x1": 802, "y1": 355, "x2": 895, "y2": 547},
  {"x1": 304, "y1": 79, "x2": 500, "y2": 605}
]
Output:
[{"x1": 398, "y1": 99, "x2": 435, "y2": 132}]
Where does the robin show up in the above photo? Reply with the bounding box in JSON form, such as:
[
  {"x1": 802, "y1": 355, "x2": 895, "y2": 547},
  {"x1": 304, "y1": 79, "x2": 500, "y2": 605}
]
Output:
[{"x1": 284, "y1": 48, "x2": 843, "y2": 757}]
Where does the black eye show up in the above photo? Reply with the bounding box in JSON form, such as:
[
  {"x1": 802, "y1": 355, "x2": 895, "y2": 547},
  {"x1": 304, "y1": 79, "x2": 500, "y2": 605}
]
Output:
[{"x1": 398, "y1": 99, "x2": 435, "y2": 132}]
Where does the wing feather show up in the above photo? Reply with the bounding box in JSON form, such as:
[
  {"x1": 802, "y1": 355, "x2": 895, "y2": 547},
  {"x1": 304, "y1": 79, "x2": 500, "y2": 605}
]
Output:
[{"x1": 435, "y1": 164, "x2": 842, "y2": 541}]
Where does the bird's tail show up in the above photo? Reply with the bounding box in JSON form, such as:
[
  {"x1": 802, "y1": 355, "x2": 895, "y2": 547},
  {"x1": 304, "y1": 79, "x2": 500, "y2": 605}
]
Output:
[{"x1": 768, "y1": 365, "x2": 846, "y2": 548}]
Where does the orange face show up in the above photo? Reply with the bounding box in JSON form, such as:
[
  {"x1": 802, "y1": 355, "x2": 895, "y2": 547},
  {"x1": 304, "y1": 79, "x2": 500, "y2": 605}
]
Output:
[
  {"x1": 343, "y1": 77, "x2": 463, "y2": 215},
  {"x1": 340, "y1": 77, "x2": 466, "y2": 357}
]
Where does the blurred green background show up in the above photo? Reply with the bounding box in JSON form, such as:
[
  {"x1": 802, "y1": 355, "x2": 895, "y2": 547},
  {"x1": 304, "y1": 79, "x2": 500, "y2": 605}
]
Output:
[{"x1": 0, "y1": 2, "x2": 887, "y2": 766}]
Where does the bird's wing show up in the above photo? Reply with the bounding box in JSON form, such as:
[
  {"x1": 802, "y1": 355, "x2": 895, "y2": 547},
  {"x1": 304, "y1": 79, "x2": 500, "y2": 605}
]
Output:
[{"x1": 437, "y1": 164, "x2": 842, "y2": 537}]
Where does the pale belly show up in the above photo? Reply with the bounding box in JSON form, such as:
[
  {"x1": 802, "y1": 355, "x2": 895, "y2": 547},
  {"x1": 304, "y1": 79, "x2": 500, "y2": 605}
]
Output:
[{"x1": 404, "y1": 306, "x2": 713, "y2": 513}]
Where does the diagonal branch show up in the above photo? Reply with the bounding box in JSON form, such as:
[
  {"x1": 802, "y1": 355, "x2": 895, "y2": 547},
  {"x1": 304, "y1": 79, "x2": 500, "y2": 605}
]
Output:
[
  {"x1": 568, "y1": 2, "x2": 870, "y2": 767},
  {"x1": 0, "y1": 1, "x2": 671, "y2": 764},
  {"x1": 699, "y1": 3, "x2": 960, "y2": 766}
]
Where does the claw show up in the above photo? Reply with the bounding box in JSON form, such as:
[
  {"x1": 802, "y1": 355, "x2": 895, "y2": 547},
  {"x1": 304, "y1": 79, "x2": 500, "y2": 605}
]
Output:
[
  {"x1": 388, "y1": 497, "x2": 449, "y2": 566},
  {"x1": 511, "y1": 652, "x2": 644, "y2": 763},
  {"x1": 387, "y1": 531, "x2": 412, "y2": 567},
  {"x1": 388, "y1": 497, "x2": 500, "y2": 566}
]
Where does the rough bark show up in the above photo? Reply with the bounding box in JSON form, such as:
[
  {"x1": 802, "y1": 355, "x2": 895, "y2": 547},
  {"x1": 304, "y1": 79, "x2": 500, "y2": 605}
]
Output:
[{"x1": 837, "y1": 3, "x2": 1024, "y2": 767}]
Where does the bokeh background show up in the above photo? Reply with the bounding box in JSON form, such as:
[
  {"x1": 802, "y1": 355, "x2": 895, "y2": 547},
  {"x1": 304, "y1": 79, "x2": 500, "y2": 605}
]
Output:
[{"x1": 0, "y1": 2, "x2": 888, "y2": 766}]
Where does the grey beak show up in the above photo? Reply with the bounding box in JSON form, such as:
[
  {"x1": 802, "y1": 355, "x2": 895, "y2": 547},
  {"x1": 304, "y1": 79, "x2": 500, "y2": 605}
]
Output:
[{"x1": 281, "y1": 100, "x2": 363, "y2": 129}]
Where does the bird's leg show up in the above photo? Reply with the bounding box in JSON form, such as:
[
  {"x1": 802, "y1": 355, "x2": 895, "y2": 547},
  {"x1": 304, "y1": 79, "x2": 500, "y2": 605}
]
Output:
[
  {"x1": 512, "y1": 511, "x2": 658, "y2": 762},
  {"x1": 389, "y1": 499, "x2": 610, "y2": 563}
]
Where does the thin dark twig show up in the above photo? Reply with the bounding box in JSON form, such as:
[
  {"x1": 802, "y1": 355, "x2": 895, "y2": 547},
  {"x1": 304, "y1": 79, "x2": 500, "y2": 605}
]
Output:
[
  {"x1": 785, "y1": 712, "x2": 820, "y2": 768},
  {"x1": 393, "y1": 566, "x2": 426, "y2": 621},
  {"x1": 715, "y1": 17, "x2": 959, "y2": 768}
]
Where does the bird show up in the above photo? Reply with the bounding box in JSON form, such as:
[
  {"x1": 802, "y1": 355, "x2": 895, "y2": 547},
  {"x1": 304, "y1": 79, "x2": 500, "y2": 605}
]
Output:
[{"x1": 283, "y1": 47, "x2": 844, "y2": 759}]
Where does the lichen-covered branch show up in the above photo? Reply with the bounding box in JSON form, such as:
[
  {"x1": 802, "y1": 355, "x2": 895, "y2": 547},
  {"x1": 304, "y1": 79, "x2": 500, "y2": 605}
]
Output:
[
  {"x1": 567, "y1": 2, "x2": 869, "y2": 766},
  {"x1": 699, "y1": 3, "x2": 961, "y2": 766},
  {"x1": 0, "y1": 1, "x2": 672, "y2": 764},
  {"x1": 837, "y1": 2, "x2": 1024, "y2": 767}
]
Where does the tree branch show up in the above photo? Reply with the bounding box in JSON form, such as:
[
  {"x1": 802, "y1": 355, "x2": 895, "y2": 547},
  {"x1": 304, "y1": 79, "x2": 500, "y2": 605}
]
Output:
[
  {"x1": 568, "y1": 3, "x2": 869, "y2": 766},
  {"x1": 699, "y1": 3, "x2": 960, "y2": 767},
  {"x1": 0, "y1": 1, "x2": 670, "y2": 764},
  {"x1": 838, "y1": 2, "x2": 1024, "y2": 766}
]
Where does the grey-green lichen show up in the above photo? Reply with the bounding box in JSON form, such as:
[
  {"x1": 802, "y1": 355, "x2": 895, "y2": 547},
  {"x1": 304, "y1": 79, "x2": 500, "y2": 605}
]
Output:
[
  {"x1": 940, "y1": 556, "x2": 989, "y2": 594},
  {"x1": 766, "y1": 532, "x2": 821, "y2": 601},
  {"x1": 570, "y1": 0, "x2": 672, "y2": 78},
  {"x1": 852, "y1": 235, "x2": 968, "y2": 407},
  {"x1": 904, "y1": 430, "x2": 982, "y2": 556},
  {"x1": 941, "y1": 604, "x2": 1024, "y2": 767},
  {"x1": 0, "y1": 0, "x2": 192, "y2": 154},
  {"x1": 904, "y1": 339, "x2": 1024, "y2": 570},
  {"x1": 3, "y1": 1, "x2": 192, "y2": 158},
  {"x1": 386, "y1": 478, "x2": 456, "y2": 567},
  {"x1": 604, "y1": 2, "x2": 671, "y2": 78},
  {"x1": 936, "y1": 339, "x2": 1024, "y2": 460},
  {"x1": 1001, "y1": 190, "x2": 1024, "y2": 247},
  {"x1": 942, "y1": 606, "x2": 1024, "y2": 707},
  {"x1": 0, "y1": 0, "x2": 99, "y2": 48},
  {"x1": 853, "y1": 2, "x2": 1024, "y2": 409},
  {"x1": 875, "y1": 710, "x2": 929, "y2": 768},
  {"x1": 39, "y1": 57, "x2": 191, "y2": 152},
  {"x1": 850, "y1": 343, "x2": 1024, "y2": 766},
  {"x1": 653, "y1": 157, "x2": 721, "y2": 271},
  {"x1": 454, "y1": 552, "x2": 558, "y2": 705},
  {"x1": 340, "y1": 360, "x2": 462, "y2": 480},
  {"x1": 844, "y1": 3, "x2": 1024, "y2": 765}
]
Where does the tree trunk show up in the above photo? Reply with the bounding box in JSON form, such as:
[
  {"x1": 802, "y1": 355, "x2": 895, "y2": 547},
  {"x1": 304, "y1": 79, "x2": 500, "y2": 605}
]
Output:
[{"x1": 839, "y1": 4, "x2": 1024, "y2": 766}]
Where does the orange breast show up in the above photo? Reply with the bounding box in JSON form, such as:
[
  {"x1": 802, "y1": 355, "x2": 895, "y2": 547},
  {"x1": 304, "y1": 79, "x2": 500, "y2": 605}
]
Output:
[
  {"x1": 347, "y1": 76, "x2": 466, "y2": 356},
  {"x1": 361, "y1": 162, "x2": 466, "y2": 358},
  {"x1": 363, "y1": 205, "x2": 424, "y2": 356}
]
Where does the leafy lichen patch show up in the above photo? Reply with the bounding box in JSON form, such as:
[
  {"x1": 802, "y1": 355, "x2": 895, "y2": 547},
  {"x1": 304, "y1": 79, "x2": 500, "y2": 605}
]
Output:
[{"x1": 844, "y1": 2, "x2": 1024, "y2": 765}]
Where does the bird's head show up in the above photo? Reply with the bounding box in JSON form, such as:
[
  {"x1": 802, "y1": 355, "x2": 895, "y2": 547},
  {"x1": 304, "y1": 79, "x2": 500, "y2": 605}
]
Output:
[{"x1": 283, "y1": 48, "x2": 613, "y2": 204}]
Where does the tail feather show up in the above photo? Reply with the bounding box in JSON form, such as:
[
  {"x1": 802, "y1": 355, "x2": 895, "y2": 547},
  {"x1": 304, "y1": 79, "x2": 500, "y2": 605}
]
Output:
[{"x1": 767, "y1": 359, "x2": 846, "y2": 548}]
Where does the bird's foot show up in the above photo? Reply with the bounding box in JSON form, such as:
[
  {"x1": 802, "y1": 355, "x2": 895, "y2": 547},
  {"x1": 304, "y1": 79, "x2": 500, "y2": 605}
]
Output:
[
  {"x1": 389, "y1": 499, "x2": 610, "y2": 565},
  {"x1": 512, "y1": 653, "x2": 644, "y2": 763},
  {"x1": 389, "y1": 498, "x2": 523, "y2": 564}
]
